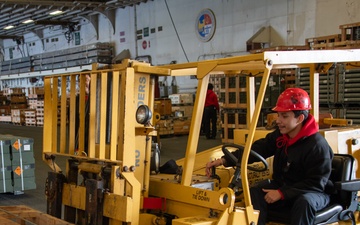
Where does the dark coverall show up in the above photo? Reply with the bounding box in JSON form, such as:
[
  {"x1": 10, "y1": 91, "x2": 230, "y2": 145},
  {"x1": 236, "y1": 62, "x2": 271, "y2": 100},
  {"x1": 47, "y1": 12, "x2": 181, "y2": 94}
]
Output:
[{"x1": 223, "y1": 114, "x2": 333, "y2": 225}]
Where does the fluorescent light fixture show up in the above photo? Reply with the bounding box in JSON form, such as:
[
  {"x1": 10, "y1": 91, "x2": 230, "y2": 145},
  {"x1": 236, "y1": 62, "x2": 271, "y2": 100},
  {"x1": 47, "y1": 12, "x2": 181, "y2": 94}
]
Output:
[
  {"x1": 4, "y1": 25, "x2": 14, "y2": 30},
  {"x1": 22, "y1": 19, "x2": 34, "y2": 24},
  {"x1": 49, "y1": 10, "x2": 63, "y2": 15}
]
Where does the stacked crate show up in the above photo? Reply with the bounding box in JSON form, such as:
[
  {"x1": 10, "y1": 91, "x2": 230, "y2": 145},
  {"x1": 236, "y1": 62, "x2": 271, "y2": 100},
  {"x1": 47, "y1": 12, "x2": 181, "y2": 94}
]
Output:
[
  {"x1": 0, "y1": 114, "x2": 11, "y2": 123},
  {"x1": 24, "y1": 109, "x2": 37, "y2": 126},
  {"x1": 209, "y1": 74, "x2": 223, "y2": 131},
  {"x1": 219, "y1": 71, "x2": 290, "y2": 143},
  {"x1": 219, "y1": 74, "x2": 247, "y2": 143},
  {"x1": 221, "y1": 109, "x2": 247, "y2": 142},
  {"x1": 1, "y1": 87, "x2": 51, "y2": 126},
  {"x1": 308, "y1": 22, "x2": 360, "y2": 50},
  {"x1": 209, "y1": 74, "x2": 222, "y2": 95},
  {"x1": 10, "y1": 88, "x2": 27, "y2": 110},
  {"x1": 250, "y1": 22, "x2": 360, "y2": 52},
  {"x1": 0, "y1": 90, "x2": 8, "y2": 106},
  {"x1": 306, "y1": 34, "x2": 342, "y2": 49},
  {"x1": 249, "y1": 45, "x2": 309, "y2": 54},
  {"x1": 339, "y1": 22, "x2": 360, "y2": 42},
  {"x1": 0, "y1": 90, "x2": 11, "y2": 123},
  {"x1": 154, "y1": 98, "x2": 174, "y2": 136},
  {"x1": 220, "y1": 75, "x2": 246, "y2": 109},
  {"x1": 169, "y1": 93, "x2": 194, "y2": 135},
  {"x1": 35, "y1": 88, "x2": 45, "y2": 126},
  {"x1": 10, "y1": 109, "x2": 25, "y2": 125},
  {"x1": 1, "y1": 88, "x2": 27, "y2": 123},
  {"x1": 0, "y1": 134, "x2": 36, "y2": 195},
  {"x1": 156, "y1": 118, "x2": 174, "y2": 136},
  {"x1": 27, "y1": 88, "x2": 38, "y2": 110},
  {"x1": 282, "y1": 69, "x2": 297, "y2": 88}
]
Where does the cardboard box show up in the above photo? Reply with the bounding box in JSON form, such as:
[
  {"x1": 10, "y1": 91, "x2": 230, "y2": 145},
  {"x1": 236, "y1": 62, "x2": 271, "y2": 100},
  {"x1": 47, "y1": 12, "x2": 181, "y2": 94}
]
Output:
[
  {"x1": 11, "y1": 116, "x2": 25, "y2": 124},
  {"x1": 156, "y1": 118, "x2": 174, "y2": 135},
  {"x1": 154, "y1": 98, "x2": 172, "y2": 116},
  {"x1": 10, "y1": 95, "x2": 27, "y2": 103},
  {"x1": 169, "y1": 93, "x2": 194, "y2": 105},
  {"x1": 172, "y1": 105, "x2": 194, "y2": 118},
  {"x1": 10, "y1": 103, "x2": 27, "y2": 109},
  {"x1": 173, "y1": 118, "x2": 191, "y2": 135},
  {"x1": 0, "y1": 115, "x2": 11, "y2": 122},
  {"x1": 0, "y1": 105, "x2": 11, "y2": 115},
  {"x1": 11, "y1": 88, "x2": 25, "y2": 94}
]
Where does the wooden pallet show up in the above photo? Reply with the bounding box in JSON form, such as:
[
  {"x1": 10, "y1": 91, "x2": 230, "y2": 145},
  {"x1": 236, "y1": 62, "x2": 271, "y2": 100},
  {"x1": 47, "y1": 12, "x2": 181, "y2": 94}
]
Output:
[
  {"x1": 220, "y1": 76, "x2": 248, "y2": 109},
  {"x1": 0, "y1": 205, "x2": 73, "y2": 225},
  {"x1": 249, "y1": 45, "x2": 309, "y2": 54},
  {"x1": 0, "y1": 115, "x2": 12, "y2": 122},
  {"x1": 305, "y1": 34, "x2": 342, "y2": 48},
  {"x1": 339, "y1": 22, "x2": 360, "y2": 42},
  {"x1": 312, "y1": 40, "x2": 360, "y2": 50},
  {"x1": 173, "y1": 117, "x2": 191, "y2": 135}
]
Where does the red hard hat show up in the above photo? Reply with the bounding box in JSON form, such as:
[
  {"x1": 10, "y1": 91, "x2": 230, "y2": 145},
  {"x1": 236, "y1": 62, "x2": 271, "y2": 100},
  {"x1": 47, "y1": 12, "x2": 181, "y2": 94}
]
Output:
[{"x1": 272, "y1": 88, "x2": 311, "y2": 111}]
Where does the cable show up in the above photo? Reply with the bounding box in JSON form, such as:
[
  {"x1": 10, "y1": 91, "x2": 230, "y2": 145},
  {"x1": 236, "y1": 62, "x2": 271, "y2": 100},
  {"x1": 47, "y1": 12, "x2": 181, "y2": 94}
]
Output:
[
  {"x1": 0, "y1": 46, "x2": 4, "y2": 62},
  {"x1": 16, "y1": 44, "x2": 24, "y2": 58},
  {"x1": 164, "y1": 0, "x2": 189, "y2": 62}
]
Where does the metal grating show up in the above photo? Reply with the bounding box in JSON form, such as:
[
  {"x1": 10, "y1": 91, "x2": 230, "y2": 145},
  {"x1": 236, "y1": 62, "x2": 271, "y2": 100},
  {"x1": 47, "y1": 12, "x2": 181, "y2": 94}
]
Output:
[
  {"x1": 0, "y1": 0, "x2": 153, "y2": 38},
  {"x1": 296, "y1": 67, "x2": 336, "y2": 105},
  {"x1": 338, "y1": 67, "x2": 360, "y2": 103}
]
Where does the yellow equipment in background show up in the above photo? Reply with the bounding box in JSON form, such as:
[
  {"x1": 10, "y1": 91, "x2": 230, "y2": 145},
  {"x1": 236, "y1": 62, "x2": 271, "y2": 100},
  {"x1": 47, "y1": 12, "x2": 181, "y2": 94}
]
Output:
[{"x1": 42, "y1": 50, "x2": 360, "y2": 224}]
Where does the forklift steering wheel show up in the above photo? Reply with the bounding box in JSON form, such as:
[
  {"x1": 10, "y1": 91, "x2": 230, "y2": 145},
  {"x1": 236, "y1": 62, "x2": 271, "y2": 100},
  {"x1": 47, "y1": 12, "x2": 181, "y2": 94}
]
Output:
[{"x1": 222, "y1": 143, "x2": 268, "y2": 172}]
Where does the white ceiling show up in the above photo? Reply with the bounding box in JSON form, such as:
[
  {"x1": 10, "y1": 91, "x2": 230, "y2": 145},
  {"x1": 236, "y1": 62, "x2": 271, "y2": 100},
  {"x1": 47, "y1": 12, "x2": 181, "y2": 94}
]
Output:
[{"x1": 0, "y1": 0, "x2": 152, "y2": 40}]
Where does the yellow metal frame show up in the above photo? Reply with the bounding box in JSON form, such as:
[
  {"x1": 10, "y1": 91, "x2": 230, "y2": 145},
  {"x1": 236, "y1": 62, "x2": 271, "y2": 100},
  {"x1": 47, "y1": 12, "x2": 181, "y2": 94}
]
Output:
[
  {"x1": 42, "y1": 50, "x2": 360, "y2": 225},
  {"x1": 152, "y1": 49, "x2": 360, "y2": 224}
]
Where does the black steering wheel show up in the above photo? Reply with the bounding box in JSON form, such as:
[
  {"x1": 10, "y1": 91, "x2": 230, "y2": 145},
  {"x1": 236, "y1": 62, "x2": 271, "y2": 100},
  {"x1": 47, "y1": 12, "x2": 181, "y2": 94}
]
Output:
[{"x1": 222, "y1": 143, "x2": 268, "y2": 172}]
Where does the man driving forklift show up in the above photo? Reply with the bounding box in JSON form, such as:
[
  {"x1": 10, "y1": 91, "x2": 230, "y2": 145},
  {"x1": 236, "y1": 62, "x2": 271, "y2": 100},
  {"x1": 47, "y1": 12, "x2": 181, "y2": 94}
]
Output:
[{"x1": 205, "y1": 87, "x2": 334, "y2": 225}]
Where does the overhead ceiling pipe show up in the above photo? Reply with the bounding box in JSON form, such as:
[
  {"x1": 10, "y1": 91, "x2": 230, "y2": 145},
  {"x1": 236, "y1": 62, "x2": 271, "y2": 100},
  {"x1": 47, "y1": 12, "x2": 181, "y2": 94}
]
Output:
[{"x1": 35, "y1": 20, "x2": 78, "y2": 26}]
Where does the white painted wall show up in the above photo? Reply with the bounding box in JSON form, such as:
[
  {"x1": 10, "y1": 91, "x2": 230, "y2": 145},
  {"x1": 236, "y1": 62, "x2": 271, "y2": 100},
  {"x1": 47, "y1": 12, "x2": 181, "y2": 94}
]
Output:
[
  {"x1": 115, "y1": 7, "x2": 137, "y2": 59},
  {"x1": 315, "y1": 0, "x2": 360, "y2": 36},
  {"x1": 1, "y1": 0, "x2": 360, "y2": 91}
]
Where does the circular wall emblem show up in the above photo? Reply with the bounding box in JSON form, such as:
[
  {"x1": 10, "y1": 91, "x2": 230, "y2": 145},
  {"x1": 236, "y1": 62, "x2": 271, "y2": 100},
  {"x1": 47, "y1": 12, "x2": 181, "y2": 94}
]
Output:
[
  {"x1": 142, "y1": 40, "x2": 147, "y2": 49},
  {"x1": 196, "y1": 8, "x2": 216, "y2": 42}
]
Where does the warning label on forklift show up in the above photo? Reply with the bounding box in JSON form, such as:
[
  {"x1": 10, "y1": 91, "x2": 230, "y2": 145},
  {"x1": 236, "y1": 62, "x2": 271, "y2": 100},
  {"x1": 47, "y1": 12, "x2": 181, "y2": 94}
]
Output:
[{"x1": 192, "y1": 190, "x2": 210, "y2": 202}]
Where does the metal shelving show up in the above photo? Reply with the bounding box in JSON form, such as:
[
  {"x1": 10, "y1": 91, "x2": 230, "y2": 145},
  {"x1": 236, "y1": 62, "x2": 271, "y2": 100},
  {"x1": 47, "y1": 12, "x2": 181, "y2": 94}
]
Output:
[
  {"x1": 296, "y1": 64, "x2": 360, "y2": 125},
  {"x1": 296, "y1": 67, "x2": 336, "y2": 105}
]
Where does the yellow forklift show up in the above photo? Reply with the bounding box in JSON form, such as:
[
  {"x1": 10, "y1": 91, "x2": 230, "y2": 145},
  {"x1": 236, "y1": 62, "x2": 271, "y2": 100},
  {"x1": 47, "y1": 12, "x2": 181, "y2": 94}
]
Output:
[{"x1": 42, "y1": 50, "x2": 360, "y2": 225}]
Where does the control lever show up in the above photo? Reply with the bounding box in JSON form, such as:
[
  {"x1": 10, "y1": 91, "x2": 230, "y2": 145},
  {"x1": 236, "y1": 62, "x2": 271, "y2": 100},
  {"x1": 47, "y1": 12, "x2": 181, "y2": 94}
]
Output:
[{"x1": 211, "y1": 166, "x2": 221, "y2": 184}]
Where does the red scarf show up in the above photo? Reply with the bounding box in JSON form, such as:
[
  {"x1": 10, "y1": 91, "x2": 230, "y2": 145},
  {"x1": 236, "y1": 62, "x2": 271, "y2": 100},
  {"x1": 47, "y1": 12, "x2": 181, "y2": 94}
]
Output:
[{"x1": 276, "y1": 114, "x2": 318, "y2": 150}]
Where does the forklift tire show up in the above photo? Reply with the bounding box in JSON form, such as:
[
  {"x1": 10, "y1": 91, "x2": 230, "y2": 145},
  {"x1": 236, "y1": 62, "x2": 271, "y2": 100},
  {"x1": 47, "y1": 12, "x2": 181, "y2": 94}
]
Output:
[{"x1": 151, "y1": 143, "x2": 161, "y2": 173}]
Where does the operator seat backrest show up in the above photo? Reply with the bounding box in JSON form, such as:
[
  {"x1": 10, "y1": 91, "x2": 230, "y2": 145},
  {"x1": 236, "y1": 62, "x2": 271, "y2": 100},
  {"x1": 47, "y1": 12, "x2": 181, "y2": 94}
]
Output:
[{"x1": 330, "y1": 154, "x2": 354, "y2": 207}]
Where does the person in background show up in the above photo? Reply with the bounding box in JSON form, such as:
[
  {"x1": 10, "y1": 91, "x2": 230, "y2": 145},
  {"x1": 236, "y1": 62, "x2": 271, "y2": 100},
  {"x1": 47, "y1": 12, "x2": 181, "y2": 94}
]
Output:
[
  {"x1": 205, "y1": 87, "x2": 333, "y2": 225},
  {"x1": 203, "y1": 83, "x2": 219, "y2": 139}
]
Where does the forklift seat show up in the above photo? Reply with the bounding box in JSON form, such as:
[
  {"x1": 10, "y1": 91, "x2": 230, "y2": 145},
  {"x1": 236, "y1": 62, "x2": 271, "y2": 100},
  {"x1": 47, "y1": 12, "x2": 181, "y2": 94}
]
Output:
[{"x1": 267, "y1": 154, "x2": 360, "y2": 225}]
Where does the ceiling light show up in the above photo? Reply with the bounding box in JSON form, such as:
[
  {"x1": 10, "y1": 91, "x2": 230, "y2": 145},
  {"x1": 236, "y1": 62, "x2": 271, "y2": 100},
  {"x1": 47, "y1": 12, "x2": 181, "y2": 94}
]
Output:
[
  {"x1": 4, "y1": 25, "x2": 14, "y2": 30},
  {"x1": 22, "y1": 19, "x2": 34, "y2": 24},
  {"x1": 49, "y1": 10, "x2": 63, "y2": 15}
]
